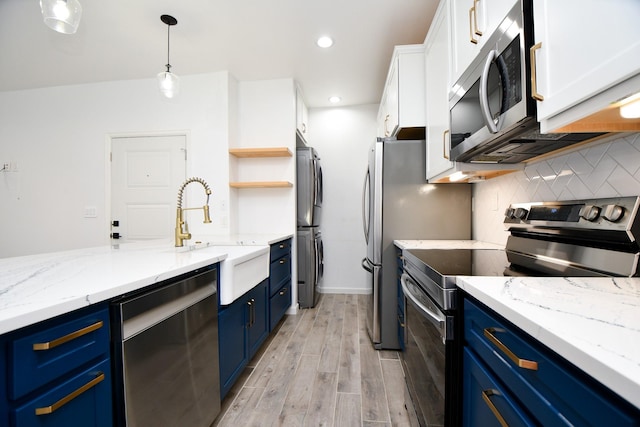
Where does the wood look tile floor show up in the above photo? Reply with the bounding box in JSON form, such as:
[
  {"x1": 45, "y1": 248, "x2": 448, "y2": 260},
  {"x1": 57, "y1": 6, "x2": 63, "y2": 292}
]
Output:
[{"x1": 213, "y1": 294, "x2": 417, "y2": 427}]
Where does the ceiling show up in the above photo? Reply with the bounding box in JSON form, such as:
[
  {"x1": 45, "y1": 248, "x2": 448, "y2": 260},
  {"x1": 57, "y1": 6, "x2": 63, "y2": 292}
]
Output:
[{"x1": 0, "y1": 0, "x2": 437, "y2": 108}]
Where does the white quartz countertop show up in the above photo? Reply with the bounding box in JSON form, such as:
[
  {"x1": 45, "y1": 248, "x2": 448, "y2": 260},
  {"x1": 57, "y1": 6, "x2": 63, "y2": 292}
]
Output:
[
  {"x1": 0, "y1": 234, "x2": 292, "y2": 336},
  {"x1": 396, "y1": 239, "x2": 640, "y2": 409}
]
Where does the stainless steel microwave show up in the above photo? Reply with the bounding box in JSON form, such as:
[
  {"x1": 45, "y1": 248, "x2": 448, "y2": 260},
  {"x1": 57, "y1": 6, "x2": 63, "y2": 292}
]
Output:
[{"x1": 448, "y1": 0, "x2": 603, "y2": 164}]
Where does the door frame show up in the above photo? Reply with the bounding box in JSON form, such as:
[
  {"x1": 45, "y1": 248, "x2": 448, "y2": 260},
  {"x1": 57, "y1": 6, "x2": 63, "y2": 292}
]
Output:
[{"x1": 105, "y1": 130, "x2": 191, "y2": 243}]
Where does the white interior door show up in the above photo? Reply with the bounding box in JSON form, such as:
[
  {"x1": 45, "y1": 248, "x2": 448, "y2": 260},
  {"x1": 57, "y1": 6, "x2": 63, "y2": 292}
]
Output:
[{"x1": 111, "y1": 135, "x2": 186, "y2": 242}]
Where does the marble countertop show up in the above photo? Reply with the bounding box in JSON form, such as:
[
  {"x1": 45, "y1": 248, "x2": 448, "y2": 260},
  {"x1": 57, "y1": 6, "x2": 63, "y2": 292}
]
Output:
[
  {"x1": 396, "y1": 240, "x2": 640, "y2": 409},
  {"x1": 0, "y1": 234, "x2": 292, "y2": 335}
]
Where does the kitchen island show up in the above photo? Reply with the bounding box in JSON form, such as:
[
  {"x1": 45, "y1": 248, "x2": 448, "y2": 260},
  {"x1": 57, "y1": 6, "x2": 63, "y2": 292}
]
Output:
[
  {"x1": 0, "y1": 234, "x2": 292, "y2": 335},
  {"x1": 395, "y1": 239, "x2": 640, "y2": 411}
]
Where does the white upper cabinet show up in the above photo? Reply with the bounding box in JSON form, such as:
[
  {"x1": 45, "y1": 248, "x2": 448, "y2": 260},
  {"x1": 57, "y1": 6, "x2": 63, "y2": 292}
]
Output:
[
  {"x1": 296, "y1": 84, "x2": 309, "y2": 142},
  {"x1": 425, "y1": 0, "x2": 453, "y2": 179},
  {"x1": 450, "y1": 0, "x2": 518, "y2": 85},
  {"x1": 532, "y1": 0, "x2": 640, "y2": 132},
  {"x1": 377, "y1": 45, "x2": 426, "y2": 139}
]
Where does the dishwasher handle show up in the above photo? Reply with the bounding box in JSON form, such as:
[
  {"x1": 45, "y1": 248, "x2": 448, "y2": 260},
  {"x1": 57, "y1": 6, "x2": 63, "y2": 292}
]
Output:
[{"x1": 122, "y1": 283, "x2": 215, "y2": 341}]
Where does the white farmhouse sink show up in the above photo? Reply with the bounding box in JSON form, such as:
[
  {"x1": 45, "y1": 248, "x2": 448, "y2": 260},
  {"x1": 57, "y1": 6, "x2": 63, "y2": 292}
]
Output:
[{"x1": 216, "y1": 245, "x2": 270, "y2": 305}]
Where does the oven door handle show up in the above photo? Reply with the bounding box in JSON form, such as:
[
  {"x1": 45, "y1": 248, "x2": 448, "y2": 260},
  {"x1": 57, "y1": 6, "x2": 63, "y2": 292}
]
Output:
[{"x1": 401, "y1": 273, "x2": 447, "y2": 340}]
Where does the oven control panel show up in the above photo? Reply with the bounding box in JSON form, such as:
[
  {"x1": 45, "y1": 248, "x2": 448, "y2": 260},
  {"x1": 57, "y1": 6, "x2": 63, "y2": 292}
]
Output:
[{"x1": 504, "y1": 196, "x2": 640, "y2": 233}]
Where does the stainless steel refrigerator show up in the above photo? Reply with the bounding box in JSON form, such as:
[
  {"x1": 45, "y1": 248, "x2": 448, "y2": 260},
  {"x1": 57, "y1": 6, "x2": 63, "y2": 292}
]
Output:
[
  {"x1": 297, "y1": 146, "x2": 324, "y2": 308},
  {"x1": 361, "y1": 138, "x2": 471, "y2": 349}
]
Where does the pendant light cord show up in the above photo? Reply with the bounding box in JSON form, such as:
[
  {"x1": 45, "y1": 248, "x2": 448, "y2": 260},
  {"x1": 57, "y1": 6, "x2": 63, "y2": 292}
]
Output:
[{"x1": 166, "y1": 23, "x2": 171, "y2": 73}]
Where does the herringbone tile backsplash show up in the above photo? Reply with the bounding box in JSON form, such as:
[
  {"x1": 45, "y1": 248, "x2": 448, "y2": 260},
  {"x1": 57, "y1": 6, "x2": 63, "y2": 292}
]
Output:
[{"x1": 472, "y1": 133, "x2": 640, "y2": 245}]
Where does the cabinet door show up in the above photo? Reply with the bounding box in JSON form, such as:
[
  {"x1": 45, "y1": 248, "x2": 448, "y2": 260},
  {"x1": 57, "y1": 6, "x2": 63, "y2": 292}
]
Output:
[
  {"x1": 218, "y1": 299, "x2": 248, "y2": 398},
  {"x1": 463, "y1": 348, "x2": 536, "y2": 427},
  {"x1": 532, "y1": 0, "x2": 640, "y2": 127},
  {"x1": 13, "y1": 359, "x2": 112, "y2": 427},
  {"x1": 247, "y1": 279, "x2": 269, "y2": 358},
  {"x1": 450, "y1": 0, "x2": 518, "y2": 84},
  {"x1": 426, "y1": 0, "x2": 454, "y2": 180},
  {"x1": 296, "y1": 86, "x2": 309, "y2": 139},
  {"x1": 380, "y1": 64, "x2": 399, "y2": 138}
]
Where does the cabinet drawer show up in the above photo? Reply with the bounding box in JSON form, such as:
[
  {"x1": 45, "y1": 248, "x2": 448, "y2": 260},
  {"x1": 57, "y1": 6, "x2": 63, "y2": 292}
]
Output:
[
  {"x1": 269, "y1": 284, "x2": 291, "y2": 331},
  {"x1": 13, "y1": 358, "x2": 112, "y2": 427},
  {"x1": 270, "y1": 239, "x2": 292, "y2": 263},
  {"x1": 269, "y1": 256, "x2": 291, "y2": 297},
  {"x1": 464, "y1": 299, "x2": 640, "y2": 427},
  {"x1": 463, "y1": 348, "x2": 535, "y2": 427},
  {"x1": 9, "y1": 307, "x2": 110, "y2": 400}
]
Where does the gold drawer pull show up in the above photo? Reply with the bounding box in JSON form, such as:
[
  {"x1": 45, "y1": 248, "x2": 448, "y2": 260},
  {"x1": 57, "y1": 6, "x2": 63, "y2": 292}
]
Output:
[
  {"x1": 279, "y1": 258, "x2": 287, "y2": 264},
  {"x1": 397, "y1": 315, "x2": 405, "y2": 328},
  {"x1": 33, "y1": 321, "x2": 104, "y2": 351},
  {"x1": 482, "y1": 389, "x2": 508, "y2": 427},
  {"x1": 484, "y1": 327, "x2": 538, "y2": 370},
  {"x1": 279, "y1": 243, "x2": 285, "y2": 249},
  {"x1": 35, "y1": 372, "x2": 105, "y2": 415},
  {"x1": 469, "y1": 7, "x2": 478, "y2": 44},
  {"x1": 279, "y1": 287, "x2": 288, "y2": 296}
]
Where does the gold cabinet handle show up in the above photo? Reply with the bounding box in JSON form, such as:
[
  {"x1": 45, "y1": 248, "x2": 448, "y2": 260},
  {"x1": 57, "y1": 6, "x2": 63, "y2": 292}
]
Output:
[
  {"x1": 484, "y1": 327, "x2": 538, "y2": 370},
  {"x1": 469, "y1": 7, "x2": 478, "y2": 44},
  {"x1": 35, "y1": 372, "x2": 105, "y2": 415},
  {"x1": 384, "y1": 114, "x2": 391, "y2": 137},
  {"x1": 530, "y1": 42, "x2": 544, "y2": 101},
  {"x1": 473, "y1": 0, "x2": 483, "y2": 36},
  {"x1": 443, "y1": 130, "x2": 450, "y2": 160},
  {"x1": 279, "y1": 258, "x2": 286, "y2": 264},
  {"x1": 482, "y1": 389, "x2": 509, "y2": 427},
  {"x1": 33, "y1": 321, "x2": 104, "y2": 351},
  {"x1": 279, "y1": 287, "x2": 288, "y2": 296},
  {"x1": 397, "y1": 315, "x2": 405, "y2": 328},
  {"x1": 279, "y1": 243, "x2": 285, "y2": 249}
]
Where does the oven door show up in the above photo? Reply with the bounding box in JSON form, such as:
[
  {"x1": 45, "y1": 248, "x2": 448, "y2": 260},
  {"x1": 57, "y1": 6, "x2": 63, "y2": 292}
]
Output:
[{"x1": 401, "y1": 273, "x2": 459, "y2": 427}]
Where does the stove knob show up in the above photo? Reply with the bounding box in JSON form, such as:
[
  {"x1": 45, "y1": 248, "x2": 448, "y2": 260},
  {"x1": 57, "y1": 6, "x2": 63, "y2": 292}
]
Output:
[
  {"x1": 504, "y1": 207, "x2": 515, "y2": 219},
  {"x1": 579, "y1": 205, "x2": 601, "y2": 222},
  {"x1": 602, "y1": 204, "x2": 625, "y2": 222},
  {"x1": 514, "y1": 208, "x2": 528, "y2": 220}
]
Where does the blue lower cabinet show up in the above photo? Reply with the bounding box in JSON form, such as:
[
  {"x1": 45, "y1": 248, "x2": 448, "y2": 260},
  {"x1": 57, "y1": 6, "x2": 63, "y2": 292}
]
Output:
[
  {"x1": 463, "y1": 297, "x2": 640, "y2": 427},
  {"x1": 269, "y1": 284, "x2": 291, "y2": 331},
  {"x1": 463, "y1": 348, "x2": 535, "y2": 427},
  {"x1": 1, "y1": 304, "x2": 112, "y2": 427},
  {"x1": 13, "y1": 358, "x2": 112, "y2": 427},
  {"x1": 219, "y1": 279, "x2": 269, "y2": 399},
  {"x1": 268, "y1": 239, "x2": 292, "y2": 330}
]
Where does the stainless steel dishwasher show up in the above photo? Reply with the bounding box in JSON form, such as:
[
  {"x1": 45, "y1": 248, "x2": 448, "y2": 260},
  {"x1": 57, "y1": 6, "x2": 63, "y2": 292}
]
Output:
[{"x1": 112, "y1": 265, "x2": 220, "y2": 427}]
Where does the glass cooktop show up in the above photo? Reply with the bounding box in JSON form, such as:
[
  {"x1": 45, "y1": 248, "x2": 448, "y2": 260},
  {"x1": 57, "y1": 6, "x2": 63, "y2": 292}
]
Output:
[{"x1": 404, "y1": 248, "x2": 512, "y2": 277}]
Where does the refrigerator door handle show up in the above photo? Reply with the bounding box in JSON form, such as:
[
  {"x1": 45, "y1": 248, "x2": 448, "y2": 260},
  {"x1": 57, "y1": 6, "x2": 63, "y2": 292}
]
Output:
[
  {"x1": 362, "y1": 169, "x2": 370, "y2": 244},
  {"x1": 361, "y1": 257, "x2": 374, "y2": 273}
]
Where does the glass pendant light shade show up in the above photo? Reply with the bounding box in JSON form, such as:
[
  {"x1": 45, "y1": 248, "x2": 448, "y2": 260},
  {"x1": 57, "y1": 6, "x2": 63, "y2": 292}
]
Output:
[
  {"x1": 40, "y1": 0, "x2": 82, "y2": 34},
  {"x1": 157, "y1": 71, "x2": 180, "y2": 99},
  {"x1": 158, "y1": 15, "x2": 179, "y2": 99}
]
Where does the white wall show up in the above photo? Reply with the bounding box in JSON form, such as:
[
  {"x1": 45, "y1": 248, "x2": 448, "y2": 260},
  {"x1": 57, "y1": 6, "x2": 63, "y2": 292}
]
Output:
[
  {"x1": 234, "y1": 79, "x2": 297, "y2": 235},
  {"x1": 308, "y1": 104, "x2": 378, "y2": 294},
  {"x1": 0, "y1": 72, "x2": 232, "y2": 258},
  {"x1": 472, "y1": 133, "x2": 640, "y2": 245}
]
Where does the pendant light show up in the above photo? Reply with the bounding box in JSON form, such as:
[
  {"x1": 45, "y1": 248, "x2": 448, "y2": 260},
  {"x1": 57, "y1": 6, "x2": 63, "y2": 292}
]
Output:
[
  {"x1": 158, "y1": 15, "x2": 179, "y2": 99},
  {"x1": 40, "y1": 0, "x2": 82, "y2": 34}
]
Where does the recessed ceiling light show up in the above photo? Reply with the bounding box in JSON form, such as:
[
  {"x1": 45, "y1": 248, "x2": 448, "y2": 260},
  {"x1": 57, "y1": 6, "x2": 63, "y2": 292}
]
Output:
[
  {"x1": 317, "y1": 36, "x2": 334, "y2": 48},
  {"x1": 329, "y1": 96, "x2": 341, "y2": 103}
]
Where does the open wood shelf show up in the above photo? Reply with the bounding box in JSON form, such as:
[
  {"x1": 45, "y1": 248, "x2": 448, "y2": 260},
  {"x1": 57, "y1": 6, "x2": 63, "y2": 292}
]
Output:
[
  {"x1": 229, "y1": 181, "x2": 293, "y2": 188},
  {"x1": 229, "y1": 147, "x2": 292, "y2": 158}
]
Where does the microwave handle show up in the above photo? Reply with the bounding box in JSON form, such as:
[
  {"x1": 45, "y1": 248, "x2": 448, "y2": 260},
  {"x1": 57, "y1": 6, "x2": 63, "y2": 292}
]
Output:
[{"x1": 479, "y1": 49, "x2": 506, "y2": 134}]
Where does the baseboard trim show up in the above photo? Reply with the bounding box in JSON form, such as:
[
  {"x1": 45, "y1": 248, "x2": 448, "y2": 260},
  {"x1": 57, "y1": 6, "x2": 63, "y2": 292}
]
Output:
[{"x1": 318, "y1": 287, "x2": 371, "y2": 295}]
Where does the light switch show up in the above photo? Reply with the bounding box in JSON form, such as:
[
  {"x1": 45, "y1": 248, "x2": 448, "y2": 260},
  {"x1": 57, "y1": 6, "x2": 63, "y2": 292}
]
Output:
[{"x1": 84, "y1": 206, "x2": 98, "y2": 218}]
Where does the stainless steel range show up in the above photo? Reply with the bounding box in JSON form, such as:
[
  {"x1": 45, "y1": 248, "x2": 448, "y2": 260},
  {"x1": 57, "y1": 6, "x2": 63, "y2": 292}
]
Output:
[{"x1": 400, "y1": 196, "x2": 640, "y2": 427}]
